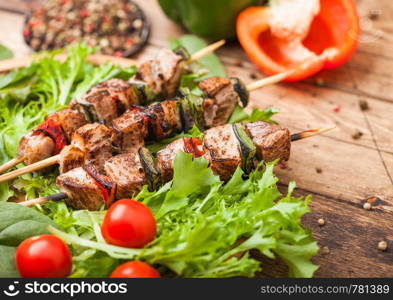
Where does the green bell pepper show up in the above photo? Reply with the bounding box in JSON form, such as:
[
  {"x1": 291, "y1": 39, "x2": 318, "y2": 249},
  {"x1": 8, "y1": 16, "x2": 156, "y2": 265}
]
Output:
[{"x1": 158, "y1": 0, "x2": 260, "y2": 40}]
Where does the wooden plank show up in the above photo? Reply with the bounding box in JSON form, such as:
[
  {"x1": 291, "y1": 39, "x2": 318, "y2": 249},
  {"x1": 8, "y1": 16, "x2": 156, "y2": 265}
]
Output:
[{"x1": 256, "y1": 187, "x2": 393, "y2": 278}]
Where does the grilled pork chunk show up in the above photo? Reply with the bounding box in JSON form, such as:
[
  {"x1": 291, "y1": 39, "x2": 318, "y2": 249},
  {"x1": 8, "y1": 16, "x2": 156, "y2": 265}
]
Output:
[
  {"x1": 145, "y1": 100, "x2": 182, "y2": 140},
  {"x1": 70, "y1": 123, "x2": 115, "y2": 171},
  {"x1": 112, "y1": 109, "x2": 148, "y2": 153},
  {"x1": 58, "y1": 145, "x2": 86, "y2": 174},
  {"x1": 203, "y1": 124, "x2": 242, "y2": 181},
  {"x1": 57, "y1": 166, "x2": 114, "y2": 210},
  {"x1": 200, "y1": 77, "x2": 240, "y2": 128},
  {"x1": 156, "y1": 138, "x2": 186, "y2": 182},
  {"x1": 45, "y1": 108, "x2": 87, "y2": 141},
  {"x1": 18, "y1": 132, "x2": 55, "y2": 165},
  {"x1": 104, "y1": 153, "x2": 146, "y2": 199},
  {"x1": 136, "y1": 49, "x2": 186, "y2": 98},
  {"x1": 245, "y1": 121, "x2": 291, "y2": 162}
]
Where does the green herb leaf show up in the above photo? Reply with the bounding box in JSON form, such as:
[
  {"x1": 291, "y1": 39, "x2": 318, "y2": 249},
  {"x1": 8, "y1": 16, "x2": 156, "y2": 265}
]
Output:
[{"x1": 0, "y1": 45, "x2": 13, "y2": 61}]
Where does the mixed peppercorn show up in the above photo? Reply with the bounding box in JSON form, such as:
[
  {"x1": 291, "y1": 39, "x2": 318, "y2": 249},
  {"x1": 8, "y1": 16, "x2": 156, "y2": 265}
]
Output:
[{"x1": 24, "y1": 0, "x2": 150, "y2": 56}]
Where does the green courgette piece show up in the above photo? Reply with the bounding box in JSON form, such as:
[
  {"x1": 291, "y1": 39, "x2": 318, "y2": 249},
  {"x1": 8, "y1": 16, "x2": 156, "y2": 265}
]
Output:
[
  {"x1": 75, "y1": 102, "x2": 99, "y2": 123},
  {"x1": 180, "y1": 88, "x2": 205, "y2": 130},
  {"x1": 178, "y1": 89, "x2": 195, "y2": 132},
  {"x1": 232, "y1": 123, "x2": 256, "y2": 174},
  {"x1": 131, "y1": 81, "x2": 157, "y2": 105},
  {"x1": 230, "y1": 77, "x2": 249, "y2": 108},
  {"x1": 138, "y1": 147, "x2": 162, "y2": 191},
  {"x1": 173, "y1": 46, "x2": 191, "y2": 61}
]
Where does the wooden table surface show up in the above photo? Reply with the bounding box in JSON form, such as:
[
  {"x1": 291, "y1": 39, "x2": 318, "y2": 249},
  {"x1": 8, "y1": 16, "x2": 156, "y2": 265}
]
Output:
[{"x1": 0, "y1": 0, "x2": 392, "y2": 278}]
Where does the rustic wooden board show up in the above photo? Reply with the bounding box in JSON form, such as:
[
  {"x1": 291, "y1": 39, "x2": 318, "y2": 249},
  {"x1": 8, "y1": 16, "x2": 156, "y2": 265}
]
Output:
[{"x1": 0, "y1": 0, "x2": 392, "y2": 277}]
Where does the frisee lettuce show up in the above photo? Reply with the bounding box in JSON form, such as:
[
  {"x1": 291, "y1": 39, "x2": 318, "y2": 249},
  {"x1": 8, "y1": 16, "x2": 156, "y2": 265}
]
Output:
[{"x1": 47, "y1": 152, "x2": 318, "y2": 278}]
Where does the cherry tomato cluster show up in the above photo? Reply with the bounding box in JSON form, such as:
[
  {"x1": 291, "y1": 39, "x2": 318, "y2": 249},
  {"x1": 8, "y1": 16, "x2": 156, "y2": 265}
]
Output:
[{"x1": 15, "y1": 199, "x2": 160, "y2": 278}]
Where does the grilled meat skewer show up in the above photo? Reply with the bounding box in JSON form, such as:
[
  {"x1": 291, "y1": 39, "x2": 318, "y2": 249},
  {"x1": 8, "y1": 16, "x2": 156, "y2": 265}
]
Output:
[
  {"x1": 0, "y1": 75, "x2": 251, "y2": 182},
  {"x1": 27, "y1": 122, "x2": 334, "y2": 211},
  {"x1": 1, "y1": 42, "x2": 226, "y2": 173}
]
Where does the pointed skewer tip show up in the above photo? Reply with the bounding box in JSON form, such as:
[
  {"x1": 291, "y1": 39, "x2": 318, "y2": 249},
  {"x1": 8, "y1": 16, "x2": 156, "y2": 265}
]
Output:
[
  {"x1": 187, "y1": 40, "x2": 226, "y2": 64},
  {"x1": 291, "y1": 126, "x2": 336, "y2": 142}
]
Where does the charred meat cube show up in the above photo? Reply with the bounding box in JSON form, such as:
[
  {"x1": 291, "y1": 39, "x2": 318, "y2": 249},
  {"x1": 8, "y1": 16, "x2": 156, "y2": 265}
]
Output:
[
  {"x1": 203, "y1": 124, "x2": 242, "y2": 181},
  {"x1": 45, "y1": 108, "x2": 87, "y2": 141},
  {"x1": 72, "y1": 79, "x2": 133, "y2": 124},
  {"x1": 156, "y1": 138, "x2": 186, "y2": 183},
  {"x1": 135, "y1": 49, "x2": 186, "y2": 98},
  {"x1": 58, "y1": 145, "x2": 86, "y2": 174},
  {"x1": 104, "y1": 153, "x2": 146, "y2": 199},
  {"x1": 57, "y1": 166, "x2": 115, "y2": 211},
  {"x1": 144, "y1": 100, "x2": 182, "y2": 140},
  {"x1": 245, "y1": 121, "x2": 291, "y2": 162},
  {"x1": 70, "y1": 123, "x2": 116, "y2": 171},
  {"x1": 112, "y1": 108, "x2": 148, "y2": 153},
  {"x1": 96, "y1": 78, "x2": 139, "y2": 108},
  {"x1": 199, "y1": 77, "x2": 241, "y2": 128}
]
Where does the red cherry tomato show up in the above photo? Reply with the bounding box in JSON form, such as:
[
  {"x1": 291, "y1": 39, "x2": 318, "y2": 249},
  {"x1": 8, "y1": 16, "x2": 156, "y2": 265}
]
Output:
[
  {"x1": 16, "y1": 235, "x2": 72, "y2": 278},
  {"x1": 110, "y1": 261, "x2": 160, "y2": 278},
  {"x1": 101, "y1": 199, "x2": 156, "y2": 248}
]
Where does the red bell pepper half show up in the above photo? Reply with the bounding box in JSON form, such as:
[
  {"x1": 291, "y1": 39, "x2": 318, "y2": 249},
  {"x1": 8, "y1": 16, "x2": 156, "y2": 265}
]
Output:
[{"x1": 236, "y1": 0, "x2": 360, "y2": 81}]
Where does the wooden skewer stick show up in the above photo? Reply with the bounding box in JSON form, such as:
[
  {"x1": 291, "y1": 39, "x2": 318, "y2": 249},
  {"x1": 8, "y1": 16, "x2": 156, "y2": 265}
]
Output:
[
  {"x1": 0, "y1": 155, "x2": 60, "y2": 183},
  {"x1": 246, "y1": 69, "x2": 297, "y2": 92},
  {"x1": 19, "y1": 192, "x2": 68, "y2": 207},
  {"x1": 291, "y1": 126, "x2": 336, "y2": 142},
  {"x1": 186, "y1": 40, "x2": 225, "y2": 64},
  {"x1": 0, "y1": 156, "x2": 25, "y2": 174}
]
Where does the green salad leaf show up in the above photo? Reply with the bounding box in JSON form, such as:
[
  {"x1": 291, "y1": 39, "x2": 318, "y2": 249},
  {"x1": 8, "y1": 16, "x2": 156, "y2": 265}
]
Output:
[
  {"x1": 0, "y1": 45, "x2": 13, "y2": 60},
  {"x1": 48, "y1": 152, "x2": 318, "y2": 278}
]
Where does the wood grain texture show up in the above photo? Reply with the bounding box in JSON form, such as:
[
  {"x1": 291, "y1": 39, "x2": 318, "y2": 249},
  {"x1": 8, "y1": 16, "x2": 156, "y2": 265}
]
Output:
[{"x1": 0, "y1": 0, "x2": 392, "y2": 277}]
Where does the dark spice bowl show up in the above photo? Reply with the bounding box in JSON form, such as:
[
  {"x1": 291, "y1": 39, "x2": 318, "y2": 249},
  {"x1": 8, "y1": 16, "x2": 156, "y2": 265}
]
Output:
[{"x1": 23, "y1": 0, "x2": 150, "y2": 57}]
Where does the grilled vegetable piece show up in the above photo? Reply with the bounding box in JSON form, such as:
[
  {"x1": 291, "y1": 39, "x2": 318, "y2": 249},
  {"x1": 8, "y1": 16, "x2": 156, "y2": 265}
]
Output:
[
  {"x1": 144, "y1": 100, "x2": 182, "y2": 140},
  {"x1": 45, "y1": 108, "x2": 88, "y2": 141},
  {"x1": 104, "y1": 153, "x2": 146, "y2": 199},
  {"x1": 230, "y1": 77, "x2": 249, "y2": 107},
  {"x1": 232, "y1": 123, "x2": 256, "y2": 174},
  {"x1": 200, "y1": 77, "x2": 241, "y2": 127},
  {"x1": 156, "y1": 138, "x2": 186, "y2": 182},
  {"x1": 203, "y1": 124, "x2": 242, "y2": 181},
  {"x1": 182, "y1": 90, "x2": 205, "y2": 130},
  {"x1": 70, "y1": 123, "x2": 115, "y2": 171},
  {"x1": 138, "y1": 147, "x2": 161, "y2": 191},
  {"x1": 58, "y1": 145, "x2": 86, "y2": 174},
  {"x1": 245, "y1": 121, "x2": 291, "y2": 162},
  {"x1": 129, "y1": 80, "x2": 157, "y2": 105},
  {"x1": 83, "y1": 164, "x2": 116, "y2": 208},
  {"x1": 112, "y1": 108, "x2": 149, "y2": 153},
  {"x1": 135, "y1": 48, "x2": 188, "y2": 99},
  {"x1": 72, "y1": 79, "x2": 133, "y2": 124},
  {"x1": 56, "y1": 167, "x2": 110, "y2": 211}
]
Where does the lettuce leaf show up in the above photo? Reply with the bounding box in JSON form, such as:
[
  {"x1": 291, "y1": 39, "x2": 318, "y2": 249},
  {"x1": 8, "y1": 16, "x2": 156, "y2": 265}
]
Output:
[{"x1": 49, "y1": 152, "x2": 318, "y2": 278}]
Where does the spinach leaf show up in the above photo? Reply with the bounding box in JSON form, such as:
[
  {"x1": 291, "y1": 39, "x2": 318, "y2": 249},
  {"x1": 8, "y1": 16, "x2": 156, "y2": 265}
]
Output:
[
  {"x1": 0, "y1": 245, "x2": 18, "y2": 277},
  {"x1": 0, "y1": 202, "x2": 56, "y2": 247}
]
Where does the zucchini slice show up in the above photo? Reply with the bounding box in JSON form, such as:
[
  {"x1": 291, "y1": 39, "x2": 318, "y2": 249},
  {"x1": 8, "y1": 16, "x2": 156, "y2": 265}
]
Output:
[
  {"x1": 138, "y1": 147, "x2": 162, "y2": 191},
  {"x1": 232, "y1": 123, "x2": 256, "y2": 174},
  {"x1": 130, "y1": 80, "x2": 157, "y2": 105},
  {"x1": 230, "y1": 77, "x2": 249, "y2": 108},
  {"x1": 180, "y1": 88, "x2": 205, "y2": 130},
  {"x1": 74, "y1": 102, "x2": 99, "y2": 123}
]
